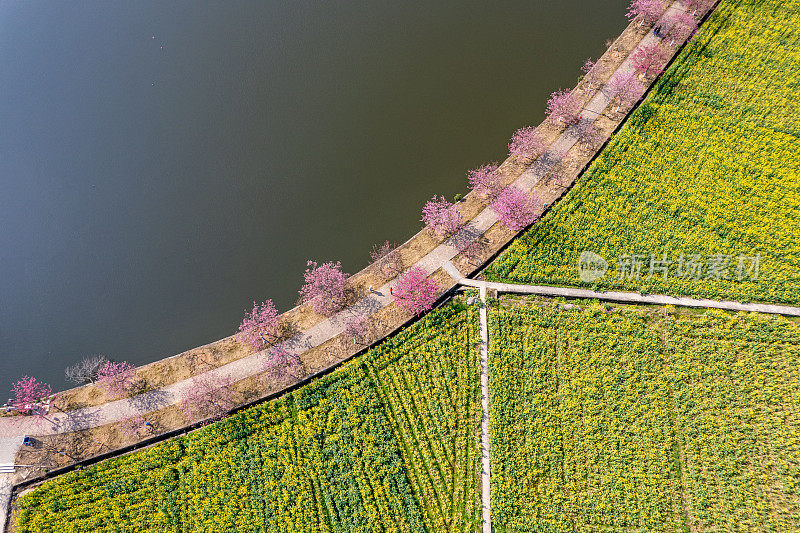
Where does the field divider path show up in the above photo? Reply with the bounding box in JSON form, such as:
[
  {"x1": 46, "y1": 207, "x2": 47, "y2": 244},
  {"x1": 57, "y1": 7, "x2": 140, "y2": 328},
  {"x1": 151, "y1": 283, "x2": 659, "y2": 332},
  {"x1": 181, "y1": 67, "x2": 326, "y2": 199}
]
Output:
[
  {"x1": 0, "y1": 1, "x2": 706, "y2": 529},
  {"x1": 457, "y1": 278, "x2": 800, "y2": 317},
  {"x1": 478, "y1": 284, "x2": 491, "y2": 533}
]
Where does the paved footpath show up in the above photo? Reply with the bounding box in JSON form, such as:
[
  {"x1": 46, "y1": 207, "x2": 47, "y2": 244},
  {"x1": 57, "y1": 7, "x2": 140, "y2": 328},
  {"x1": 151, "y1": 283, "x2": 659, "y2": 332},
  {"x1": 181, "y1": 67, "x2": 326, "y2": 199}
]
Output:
[
  {"x1": 457, "y1": 275, "x2": 800, "y2": 317},
  {"x1": 0, "y1": 0, "x2": 686, "y2": 443},
  {"x1": 0, "y1": 2, "x2": 720, "y2": 530}
]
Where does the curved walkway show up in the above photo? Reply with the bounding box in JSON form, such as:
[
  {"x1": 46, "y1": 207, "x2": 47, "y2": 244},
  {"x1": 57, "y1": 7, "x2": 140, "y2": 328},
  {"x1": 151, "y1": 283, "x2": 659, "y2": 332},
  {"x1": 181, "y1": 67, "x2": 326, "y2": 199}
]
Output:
[
  {"x1": 0, "y1": 0, "x2": 688, "y2": 442},
  {"x1": 0, "y1": 1, "x2": 715, "y2": 529}
]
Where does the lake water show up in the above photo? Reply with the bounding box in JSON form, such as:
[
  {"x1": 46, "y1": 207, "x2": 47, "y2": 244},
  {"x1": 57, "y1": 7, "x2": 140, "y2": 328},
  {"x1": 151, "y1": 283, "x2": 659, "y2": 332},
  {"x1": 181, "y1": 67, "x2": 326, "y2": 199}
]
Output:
[{"x1": 0, "y1": 0, "x2": 628, "y2": 394}]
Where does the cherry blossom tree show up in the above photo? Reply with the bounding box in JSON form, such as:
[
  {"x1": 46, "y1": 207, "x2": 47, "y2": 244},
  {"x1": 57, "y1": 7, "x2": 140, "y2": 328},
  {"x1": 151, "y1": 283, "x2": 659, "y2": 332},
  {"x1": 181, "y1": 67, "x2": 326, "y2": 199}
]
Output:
[
  {"x1": 238, "y1": 299, "x2": 280, "y2": 351},
  {"x1": 393, "y1": 267, "x2": 439, "y2": 315},
  {"x1": 508, "y1": 126, "x2": 546, "y2": 162},
  {"x1": 626, "y1": 0, "x2": 664, "y2": 27},
  {"x1": 299, "y1": 260, "x2": 348, "y2": 316},
  {"x1": 180, "y1": 374, "x2": 237, "y2": 423},
  {"x1": 421, "y1": 195, "x2": 462, "y2": 237},
  {"x1": 370, "y1": 241, "x2": 403, "y2": 277},
  {"x1": 576, "y1": 120, "x2": 606, "y2": 149},
  {"x1": 10, "y1": 376, "x2": 51, "y2": 416},
  {"x1": 631, "y1": 44, "x2": 668, "y2": 79},
  {"x1": 546, "y1": 89, "x2": 581, "y2": 125},
  {"x1": 581, "y1": 58, "x2": 596, "y2": 77},
  {"x1": 262, "y1": 344, "x2": 304, "y2": 380},
  {"x1": 666, "y1": 10, "x2": 698, "y2": 46},
  {"x1": 467, "y1": 162, "x2": 503, "y2": 198},
  {"x1": 97, "y1": 360, "x2": 137, "y2": 399},
  {"x1": 118, "y1": 413, "x2": 153, "y2": 438},
  {"x1": 343, "y1": 313, "x2": 372, "y2": 346},
  {"x1": 492, "y1": 186, "x2": 541, "y2": 231},
  {"x1": 606, "y1": 71, "x2": 645, "y2": 112}
]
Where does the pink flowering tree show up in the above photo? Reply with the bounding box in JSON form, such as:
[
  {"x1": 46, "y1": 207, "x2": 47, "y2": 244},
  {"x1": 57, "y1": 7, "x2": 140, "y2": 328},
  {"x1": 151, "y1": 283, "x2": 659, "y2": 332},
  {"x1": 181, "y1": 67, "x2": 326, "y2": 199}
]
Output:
[
  {"x1": 238, "y1": 299, "x2": 280, "y2": 351},
  {"x1": 421, "y1": 196, "x2": 462, "y2": 237},
  {"x1": 10, "y1": 376, "x2": 51, "y2": 416},
  {"x1": 576, "y1": 121, "x2": 606, "y2": 149},
  {"x1": 626, "y1": 0, "x2": 664, "y2": 27},
  {"x1": 631, "y1": 44, "x2": 668, "y2": 79},
  {"x1": 299, "y1": 260, "x2": 348, "y2": 316},
  {"x1": 180, "y1": 374, "x2": 237, "y2": 423},
  {"x1": 118, "y1": 413, "x2": 153, "y2": 438},
  {"x1": 508, "y1": 126, "x2": 546, "y2": 162},
  {"x1": 606, "y1": 71, "x2": 645, "y2": 112},
  {"x1": 467, "y1": 162, "x2": 503, "y2": 198},
  {"x1": 393, "y1": 267, "x2": 439, "y2": 316},
  {"x1": 492, "y1": 186, "x2": 541, "y2": 231},
  {"x1": 97, "y1": 360, "x2": 138, "y2": 399},
  {"x1": 686, "y1": 0, "x2": 715, "y2": 15},
  {"x1": 546, "y1": 89, "x2": 581, "y2": 126},
  {"x1": 666, "y1": 11, "x2": 698, "y2": 46},
  {"x1": 262, "y1": 344, "x2": 304, "y2": 380},
  {"x1": 343, "y1": 313, "x2": 371, "y2": 346}
]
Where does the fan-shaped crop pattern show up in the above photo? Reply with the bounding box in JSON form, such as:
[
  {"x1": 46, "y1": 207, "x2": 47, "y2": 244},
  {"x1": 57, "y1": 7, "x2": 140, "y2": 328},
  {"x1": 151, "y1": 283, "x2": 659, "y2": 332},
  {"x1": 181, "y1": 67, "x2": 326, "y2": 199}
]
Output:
[{"x1": 16, "y1": 302, "x2": 480, "y2": 533}]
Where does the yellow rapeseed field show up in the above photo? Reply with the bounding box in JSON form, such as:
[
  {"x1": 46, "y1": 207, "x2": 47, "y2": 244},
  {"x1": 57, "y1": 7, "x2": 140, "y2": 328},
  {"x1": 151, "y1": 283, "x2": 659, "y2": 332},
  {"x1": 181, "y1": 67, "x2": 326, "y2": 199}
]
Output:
[
  {"x1": 486, "y1": 0, "x2": 800, "y2": 304},
  {"x1": 489, "y1": 302, "x2": 800, "y2": 532},
  {"x1": 15, "y1": 302, "x2": 480, "y2": 532}
]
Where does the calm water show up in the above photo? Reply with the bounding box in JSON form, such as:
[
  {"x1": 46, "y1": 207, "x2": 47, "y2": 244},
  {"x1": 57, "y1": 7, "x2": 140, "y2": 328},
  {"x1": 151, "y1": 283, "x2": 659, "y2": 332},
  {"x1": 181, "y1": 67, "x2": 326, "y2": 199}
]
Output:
[{"x1": 0, "y1": 0, "x2": 628, "y2": 394}]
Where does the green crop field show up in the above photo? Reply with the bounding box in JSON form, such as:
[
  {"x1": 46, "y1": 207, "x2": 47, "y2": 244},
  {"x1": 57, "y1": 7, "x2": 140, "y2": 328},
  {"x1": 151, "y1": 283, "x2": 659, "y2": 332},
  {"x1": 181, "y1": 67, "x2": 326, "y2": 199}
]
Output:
[
  {"x1": 486, "y1": 0, "x2": 800, "y2": 304},
  {"x1": 15, "y1": 302, "x2": 480, "y2": 533},
  {"x1": 489, "y1": 301, "x2": 800, "y2": 532}
]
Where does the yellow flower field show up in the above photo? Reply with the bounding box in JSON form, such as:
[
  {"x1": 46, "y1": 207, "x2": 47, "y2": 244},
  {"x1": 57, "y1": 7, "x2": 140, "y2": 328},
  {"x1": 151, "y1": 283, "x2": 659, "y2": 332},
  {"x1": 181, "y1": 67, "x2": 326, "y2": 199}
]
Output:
[
  {"x1": 489, "y1": 301, "x2": 800, "y2": 532},
  {"x1": 15, "y1": 302, "x2": 480, "y2": 533},
  {"x1": 486, "y1": 0, "x2": 800, "y2": 304}
]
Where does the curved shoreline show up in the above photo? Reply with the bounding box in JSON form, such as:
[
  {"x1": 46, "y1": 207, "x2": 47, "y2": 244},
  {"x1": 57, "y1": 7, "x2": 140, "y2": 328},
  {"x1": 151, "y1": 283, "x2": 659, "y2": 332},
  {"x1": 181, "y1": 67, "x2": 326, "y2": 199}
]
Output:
[
  {"x1": 30, "y1": 6, "x2": 649, "y2": 412},
  {"x1": 2, "y1": 0, "x2": 727, "y2": 529},
  {"x1": 4, "y1": 0, "x2": 683, "y2": 470}
]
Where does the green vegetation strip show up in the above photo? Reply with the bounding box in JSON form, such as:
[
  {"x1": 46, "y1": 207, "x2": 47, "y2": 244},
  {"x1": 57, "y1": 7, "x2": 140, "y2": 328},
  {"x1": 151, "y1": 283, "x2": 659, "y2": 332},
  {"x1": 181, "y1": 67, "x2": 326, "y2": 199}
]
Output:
[
  {"x1": 15, "y1": 302, "x2": 480, "y2": 533},
  {"x1": 486, "y1": 0, "x2": 800, "y2": 304},
  {"x1": 489, "y1": 302, "x2": 800, "y2": 531}
]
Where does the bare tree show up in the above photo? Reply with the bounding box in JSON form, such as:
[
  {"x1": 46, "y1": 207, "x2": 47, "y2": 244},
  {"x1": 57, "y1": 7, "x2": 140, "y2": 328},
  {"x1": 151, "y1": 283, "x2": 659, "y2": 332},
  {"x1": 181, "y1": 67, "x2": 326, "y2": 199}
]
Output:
[
  {"x1": 576, "y1": 120, "x2": 607, "y2": 150},
  {"x1": 65, "y1": 354, "x2": 108, "y2": 384},
  {"x1": 118, "y1": 413, "x2": 156, "y2": 439},
  {"x1": 462, "y1": 237, "x2": 489, "y2": 267},
  {"x1": 370, "y1": 240, "x2": 403, "y2": 278}
]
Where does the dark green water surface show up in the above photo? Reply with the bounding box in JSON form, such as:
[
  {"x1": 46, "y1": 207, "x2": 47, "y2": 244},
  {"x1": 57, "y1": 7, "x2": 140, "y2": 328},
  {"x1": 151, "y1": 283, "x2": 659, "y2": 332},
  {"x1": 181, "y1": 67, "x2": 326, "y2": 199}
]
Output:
[{"x1": 0, "y1": 0, "x2": 628, "y2": 392}]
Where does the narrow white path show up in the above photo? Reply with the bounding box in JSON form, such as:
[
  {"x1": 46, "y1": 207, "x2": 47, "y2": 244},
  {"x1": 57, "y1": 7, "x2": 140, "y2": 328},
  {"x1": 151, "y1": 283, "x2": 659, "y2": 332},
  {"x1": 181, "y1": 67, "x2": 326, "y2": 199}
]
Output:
[
  {"x1": 478, "y1": 284, "x2": 491, "y2": 533},
  {"x1": 459, "y1": 279, "x2": 800, "y2": 317}
]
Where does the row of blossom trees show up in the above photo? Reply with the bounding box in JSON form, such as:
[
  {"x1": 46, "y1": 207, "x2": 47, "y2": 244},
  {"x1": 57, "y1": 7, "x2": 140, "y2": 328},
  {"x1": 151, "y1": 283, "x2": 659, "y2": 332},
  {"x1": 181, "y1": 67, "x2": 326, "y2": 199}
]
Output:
[
  {"x1": 10, "y1": 357, "x2": 139, "y2": 418},
  {"x1": 9, "y1": 0, "x2": 706, "y2": 431},
  {"x1": 235, "y1": 0, "x2": 704, "y2": 379}
]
